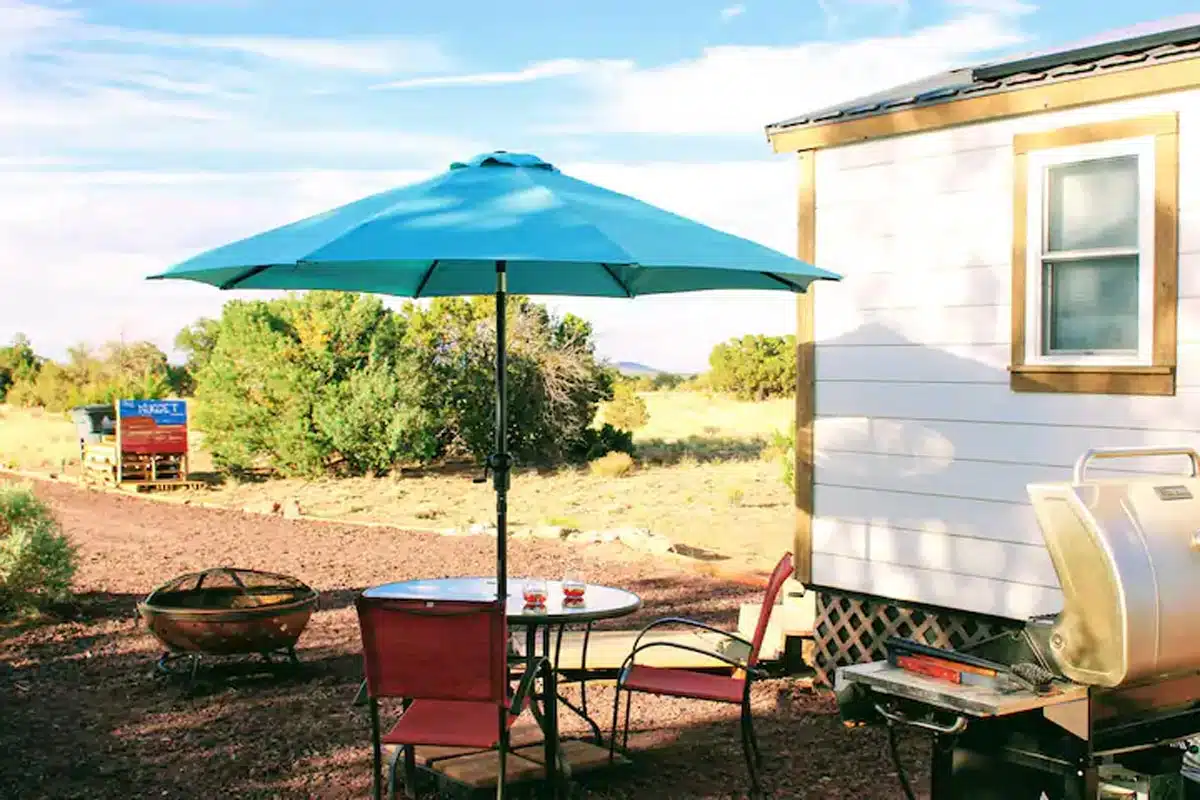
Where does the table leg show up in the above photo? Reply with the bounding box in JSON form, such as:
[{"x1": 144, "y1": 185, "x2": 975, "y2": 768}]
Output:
[
  {"x1": 551, "y1": 623, "x2": 603, "y2": 744},
  {"x1": 542, "y1": 625, "x2": 566, "y2": 798}
]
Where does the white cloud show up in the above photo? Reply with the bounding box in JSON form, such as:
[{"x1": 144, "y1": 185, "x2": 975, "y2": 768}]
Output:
[
  {"x1": 550, "y1": 8, "x2": 1032, "y2": 135},
  {"x1": 0, "y1": 1, "x2": 462, "y2": 165},
  {"x1": 720, "y1": 4, "x2": 746, "y2": 21},
  {"x1": 0, "y1": 161, "x2": 799, "y2": 372},
  {"x1": 374, "y1": 58, "x2": 603, "y2": 91}
]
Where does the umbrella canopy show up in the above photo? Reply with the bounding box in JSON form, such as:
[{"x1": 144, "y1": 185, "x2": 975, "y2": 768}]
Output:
[
  {"x1": 148, "y1": 151, "x2": 840, "y2": 294},
  {"x1": 149, "y1": 150, "x2": 840, "y2": 615}
]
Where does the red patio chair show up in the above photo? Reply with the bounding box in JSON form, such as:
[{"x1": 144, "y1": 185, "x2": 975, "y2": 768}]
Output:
[
  {"x1": 355, "y1": 595, "x2": 547, "y2": 800},
  {"x1": 608, "y1": 552, "x2": 795, "y2": 797}
]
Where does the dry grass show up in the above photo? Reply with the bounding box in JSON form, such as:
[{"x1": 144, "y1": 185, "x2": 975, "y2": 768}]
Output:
[
  {"x1": 0, "y1": 405, "x2": 79, "y2": 471},
  {"x1": 0, "y1": 392, "x2": 796, "y2": 572}
]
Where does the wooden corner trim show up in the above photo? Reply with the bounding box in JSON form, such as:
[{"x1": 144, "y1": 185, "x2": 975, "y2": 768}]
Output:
[
  {"x1": 794, "y1": 151, "x2": 816, "y2": 586},
  {"x1": 1013, "y1": 112, "x2": 1178, "y2": 154},
  {"x1": 1009, "y1": 112, "x2": 1180, "y2": 397},
  {"x1": 768, "y1": 58, "x2": 1200, "y2": 153}
]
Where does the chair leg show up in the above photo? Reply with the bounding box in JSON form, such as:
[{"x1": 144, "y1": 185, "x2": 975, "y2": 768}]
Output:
[
  {"x1": 740, "y1": 701, "x2": 762, "y2": 798},
  {"x1": 497, "y1": 723, "x2": 508, "y2": 800},
  {"x1": 746, "y1": 705, "x2": 762, "y2": 767},
  {"x1": 369, "y1": 700, "x2": 383, "y2": 800},
  {"x1": 403, "y1": 746, "x2": 417, "y2": 799},
  {"x1": 385, "y1": 746, "x2": 405, "y2": 800},
  {"x1": 608, "y1": 685, "x2": 623, "y2": 762},
  {"x1": 621, "y1": 690, "x2": 633, "y2": 751}
]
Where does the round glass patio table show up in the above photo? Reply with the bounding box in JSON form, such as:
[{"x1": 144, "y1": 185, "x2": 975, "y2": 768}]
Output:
[
  {"x1": 361, "y1": 575, "x2": 642, "y2": 623},
  {"x1": 361, "y1": 576, "x2": 642, "y2": 795}
]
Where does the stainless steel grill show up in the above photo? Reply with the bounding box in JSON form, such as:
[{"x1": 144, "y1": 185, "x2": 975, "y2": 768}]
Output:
[{"x1": 835, "y1": 447, "x2": 1200, "y2": 800}]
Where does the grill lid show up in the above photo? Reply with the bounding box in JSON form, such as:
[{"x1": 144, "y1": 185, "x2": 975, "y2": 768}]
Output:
[{"x1": 1028, "y1": 447, "x2": 1200, "y2": 688}]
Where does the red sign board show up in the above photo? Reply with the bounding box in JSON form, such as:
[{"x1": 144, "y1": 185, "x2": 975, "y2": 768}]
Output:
[{"x1": 118, "y1": 400, "x2": 188, "y2": 455}]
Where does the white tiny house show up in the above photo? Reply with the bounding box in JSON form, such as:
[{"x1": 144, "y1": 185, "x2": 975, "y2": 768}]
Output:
[{"x1": 765, "y1": 17, "x2": 1200, "y2": 684}]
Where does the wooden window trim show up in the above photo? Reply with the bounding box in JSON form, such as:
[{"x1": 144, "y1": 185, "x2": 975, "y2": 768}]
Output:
[{"x1": 1009, "y1": 113, "x2": 1179, "y2": 396}]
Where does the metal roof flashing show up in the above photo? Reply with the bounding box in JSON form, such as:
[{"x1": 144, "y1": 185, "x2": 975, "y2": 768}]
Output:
[{"x1": 764, "y1": 15, "x2": 1200, "y2": 141}]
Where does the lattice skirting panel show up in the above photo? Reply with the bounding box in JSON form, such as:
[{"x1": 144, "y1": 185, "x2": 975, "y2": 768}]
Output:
[{"x1": 812, "y1": 591, "x2": 1020, "y2": 688}]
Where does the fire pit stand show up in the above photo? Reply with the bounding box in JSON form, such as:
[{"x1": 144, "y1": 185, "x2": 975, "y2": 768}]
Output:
[{"x1": 137, "y1": 567, "x2": 318, "y2": 684}]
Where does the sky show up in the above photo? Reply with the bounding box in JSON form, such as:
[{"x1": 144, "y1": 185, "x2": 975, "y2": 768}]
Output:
[{"x1": 1, "y1": 0, "x2": 1197, "y2": 373}]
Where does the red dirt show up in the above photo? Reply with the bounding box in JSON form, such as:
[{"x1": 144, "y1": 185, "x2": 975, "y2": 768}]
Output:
[{"x1": 0, "y1": 476, "x2": 931, "y2": 799}]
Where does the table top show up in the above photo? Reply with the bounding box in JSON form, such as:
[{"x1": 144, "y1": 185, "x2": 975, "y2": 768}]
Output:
[{"x1": 361, "y1": 576, "x2": 643, "y2": 625}]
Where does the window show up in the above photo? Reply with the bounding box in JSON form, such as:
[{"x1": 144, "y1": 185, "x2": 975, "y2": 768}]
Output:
[{"x1": 1010, "y1": 114, "x2": 1179, "y2": 396}]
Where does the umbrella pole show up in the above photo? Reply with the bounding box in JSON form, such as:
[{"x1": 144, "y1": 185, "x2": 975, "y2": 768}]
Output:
[{"x1": 493, "y1": 261, "x2": 510, "y2": 606}]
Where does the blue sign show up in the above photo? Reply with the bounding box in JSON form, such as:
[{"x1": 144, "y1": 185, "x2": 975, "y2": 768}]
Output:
[{"x1": 118, "y1": 399, "x2": 187, "y2": 426}]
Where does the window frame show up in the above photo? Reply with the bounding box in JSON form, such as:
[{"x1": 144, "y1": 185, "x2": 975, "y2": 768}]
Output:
[
  {"x1": 1023, "y1": 136, "x2": 1156, "y2": 368},
  {"x1": 1009, "y1": 113, "x2": 1179, "y2": 396}
]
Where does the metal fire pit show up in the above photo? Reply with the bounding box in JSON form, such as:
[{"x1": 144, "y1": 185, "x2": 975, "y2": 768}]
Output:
[{"x1": 138, "y1": 567, "x2": 318, "y2": 681}]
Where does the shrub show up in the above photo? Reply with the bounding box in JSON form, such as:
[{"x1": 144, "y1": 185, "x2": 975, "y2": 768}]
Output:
[
  {"x1": 589, "y1": 451, "x2": 634, "y2": 478},
  {"x1": 0, "y1": 483, "x2": 77, "y2": 610},
  {"x1": 570, "y1": 424, "x2": 635, "y2": 462},
  {"x1": 605, "y1": 382, "x2": 649, "y2": 431},
  {"x1": 771, "y1": 428, "x2": 795, "y2": 491},
  {"x1": 708, "y1": 334, "x2": 796, "y2": 400}
]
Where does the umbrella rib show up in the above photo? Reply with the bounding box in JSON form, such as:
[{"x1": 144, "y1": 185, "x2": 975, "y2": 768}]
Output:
[
  {"x1": 601, "y1": 264, "x2": 633, "y2": 298},
  {"x1": 413, "y1": 260, "x2": 440, "y2": 298},
  {"x1": 763, "y1": 272, "x2": 806, "y2": 292},
  {"x1": 220, "y1": 265, "x2": 273, "y2": 290}
]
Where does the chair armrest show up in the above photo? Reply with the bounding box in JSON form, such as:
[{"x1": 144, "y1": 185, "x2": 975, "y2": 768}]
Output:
[
  {"x1": 632, "y1": 616, "x2": 754, "y2": 652},
  {"x1": 510, "y1": 656, "x2": 549, "y2": 714}
]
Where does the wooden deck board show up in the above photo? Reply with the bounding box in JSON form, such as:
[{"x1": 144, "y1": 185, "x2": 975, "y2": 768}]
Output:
[
  {"x1": 431, "y1": 751, "x2": 545, "y2": 788},
  {"x1": 522, "y1": 628, "x2": 750, "y2": 672}
]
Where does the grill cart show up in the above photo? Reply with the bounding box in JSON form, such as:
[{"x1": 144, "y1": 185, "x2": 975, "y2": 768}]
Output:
[{"x1": 835, "y1": 447, "x2": 1200, "y2": 799}]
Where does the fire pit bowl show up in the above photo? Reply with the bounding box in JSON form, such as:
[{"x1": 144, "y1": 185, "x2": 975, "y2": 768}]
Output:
[{"x1": 138, "y1": 567, "x2": 318, "y2": 677}]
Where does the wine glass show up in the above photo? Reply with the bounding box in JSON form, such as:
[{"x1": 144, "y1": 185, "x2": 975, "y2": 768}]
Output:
[
  {"x1": 522, "y1": 578, "x2": 548, "y2": 607},
  {"x1": 562, "y1": 571, "x2": 586, "y2": 603}
]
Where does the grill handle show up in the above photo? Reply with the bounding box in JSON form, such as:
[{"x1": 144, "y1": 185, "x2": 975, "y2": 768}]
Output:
[
  {"x1": 873, "y1": 703, "x2": 968, "y2": 736},
  {"x1": 1073, "y1": 446, "x2": 1200, "y2": 484}
]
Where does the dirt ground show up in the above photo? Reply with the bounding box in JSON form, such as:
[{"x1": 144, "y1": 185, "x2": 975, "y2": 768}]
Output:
[{"x1": 0, "y1": 476, "x2": 930, "y2": 799}]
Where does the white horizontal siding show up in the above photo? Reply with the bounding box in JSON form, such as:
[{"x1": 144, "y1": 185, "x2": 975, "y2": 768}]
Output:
[
  {"x1": 809, "y1": 85, "x2": 1200, "y2": 620},
  {"x1": 818, "y1": 380, "x2": 1200, "y2": 431},
  {"x1": 813, "y1": 553, "x2": 1063, "y2": 619}
]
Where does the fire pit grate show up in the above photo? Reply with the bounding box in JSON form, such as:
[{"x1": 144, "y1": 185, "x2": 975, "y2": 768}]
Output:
[{"x1": 137, "y1": 566, "x2": 319, "y2": 683}]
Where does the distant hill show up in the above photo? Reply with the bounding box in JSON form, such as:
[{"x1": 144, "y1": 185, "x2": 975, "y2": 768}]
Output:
[{"x1": 615, "y1": 361, "x2": 663, "y2": 376}]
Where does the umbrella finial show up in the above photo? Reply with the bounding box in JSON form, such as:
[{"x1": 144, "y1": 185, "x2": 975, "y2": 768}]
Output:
[{"x1": 454, "y1": 151, "x2": 557, "y2": 171}]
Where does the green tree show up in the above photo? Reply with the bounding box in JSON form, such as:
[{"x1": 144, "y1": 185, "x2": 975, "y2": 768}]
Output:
[
  {"x1": 5, "y1": 339, "x2": 177, "y2": 411},
  {"x1": 605, "y1": 382, "x2": 649, "y2": 431},
  {"x1": 707, "y1": 334, "x2": 797, "y2": 401},
  {"x1": 192, "y1": 292, "x2": 407, "y2": 476},
  {"x1": 0, "y1": 334, "x2": 40, "y2": 402},
  {"x1": 400, "y1": 296, "x2": 613, "y2": 466}
]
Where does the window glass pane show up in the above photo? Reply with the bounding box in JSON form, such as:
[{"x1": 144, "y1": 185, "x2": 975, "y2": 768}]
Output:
[
  {"x1": 1047, "y1": 155, "x2": 1139, "y2": 252},
  {"x1": 1042, "y1": 256, "x2": 1139, "y2": 352}
]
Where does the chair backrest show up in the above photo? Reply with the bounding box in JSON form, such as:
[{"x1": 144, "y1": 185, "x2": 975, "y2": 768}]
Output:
[
  {"x1": 355, "y1": 595, "x2": 507, "y2": 704},
  {"x1": 747, "y1": 553, "x2": 795, "y2": 668}
]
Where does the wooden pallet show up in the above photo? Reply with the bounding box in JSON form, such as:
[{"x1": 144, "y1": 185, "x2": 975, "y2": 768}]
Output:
[{"x1": 385, "y1": 719, "x2": 624, "y2": 798}]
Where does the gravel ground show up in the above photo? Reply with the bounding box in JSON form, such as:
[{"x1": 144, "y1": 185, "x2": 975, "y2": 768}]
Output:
[{"x1": 0, "y1": 477, "x2": 930, "y2": 799}]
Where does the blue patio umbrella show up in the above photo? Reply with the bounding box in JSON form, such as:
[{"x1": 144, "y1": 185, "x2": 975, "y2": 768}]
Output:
[{"x1": 149, "y1": 151, "x2": 841, "y2": 602}]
